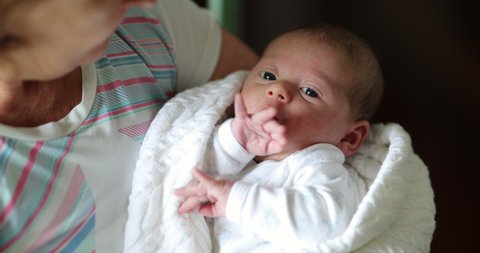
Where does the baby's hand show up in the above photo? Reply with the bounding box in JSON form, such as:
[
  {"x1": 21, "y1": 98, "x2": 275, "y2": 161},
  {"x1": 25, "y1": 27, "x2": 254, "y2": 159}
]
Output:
[
  {"x1": 174, "y1": 168, "x2": 233, "y2": 217},
  {"x1": 231, "y1": 94, "x2": 287, "y2": 156}
]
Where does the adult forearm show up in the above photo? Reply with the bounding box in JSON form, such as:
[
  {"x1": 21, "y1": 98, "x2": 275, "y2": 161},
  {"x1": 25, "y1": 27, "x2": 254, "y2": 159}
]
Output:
[{"x1": 209, "y1": 29, "x2": 258, "y2": 80}]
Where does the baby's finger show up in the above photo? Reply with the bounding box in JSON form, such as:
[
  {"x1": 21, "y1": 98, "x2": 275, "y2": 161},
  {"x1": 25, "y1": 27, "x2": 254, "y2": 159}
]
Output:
[
  {"x1": 271, "y1": 131, "x2": 287, "y2": 144},
  {"x1": 267, "y1": 143, "x2": 284, "y2": 154},
  {"x1": 178, "y1": 196, "x2": 201, "y2": 214},
  {"x1": 198, "y1": 203, "x2": 216, "y2": 217},
  {"x1": 251, "y1": 107, "x2": 277, "y2": 125},
  {"x1": 263, "y1": 120, "x2": 286, "y2": 134},
  {"x1": 174, "y1": 183, "x2": 204, "y2": 197},
  {"x1": 192, "y1": 169, "x2": 218, "y2": 189}
]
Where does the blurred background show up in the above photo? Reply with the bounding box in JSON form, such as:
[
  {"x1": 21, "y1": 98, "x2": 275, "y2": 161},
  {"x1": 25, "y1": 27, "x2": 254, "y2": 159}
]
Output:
[{"x1": 195, "y1": 0, "x2": 479, "y2": 251}]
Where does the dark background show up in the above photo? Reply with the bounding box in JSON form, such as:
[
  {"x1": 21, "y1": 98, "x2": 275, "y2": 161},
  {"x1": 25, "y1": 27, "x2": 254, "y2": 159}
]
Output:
[{"x1": 195, "y1": 1, "x2": 479, "y2": 251}]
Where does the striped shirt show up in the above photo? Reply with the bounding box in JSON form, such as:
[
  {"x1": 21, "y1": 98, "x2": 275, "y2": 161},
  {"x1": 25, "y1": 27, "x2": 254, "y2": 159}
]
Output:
[{"x1": 0, "y1": 7, "x2": 176, "y2": 252}]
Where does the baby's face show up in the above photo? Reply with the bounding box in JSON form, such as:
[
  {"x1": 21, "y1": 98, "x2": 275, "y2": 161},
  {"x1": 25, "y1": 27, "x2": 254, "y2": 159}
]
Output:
[
  {"x1": 241, "y1": 33, "x2": 355, "y2": 159},
  {"x1": 0, "y1": 0, "x2": 154, "y2": 83}
]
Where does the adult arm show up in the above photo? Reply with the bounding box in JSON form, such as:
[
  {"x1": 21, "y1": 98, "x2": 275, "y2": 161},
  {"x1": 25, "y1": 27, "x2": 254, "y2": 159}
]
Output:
[
  {"x1": 209, "y1": 29, "x2": 258, "y2": 81},
  {"x1": 150, "y1": 0, "x2": 258, "y2": 92}
]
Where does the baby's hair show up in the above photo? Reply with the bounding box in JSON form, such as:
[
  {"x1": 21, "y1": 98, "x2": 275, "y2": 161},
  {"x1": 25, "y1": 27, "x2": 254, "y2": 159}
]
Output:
[{"x1": 288, "y1": 23, "x2": 384, "y2": 121}]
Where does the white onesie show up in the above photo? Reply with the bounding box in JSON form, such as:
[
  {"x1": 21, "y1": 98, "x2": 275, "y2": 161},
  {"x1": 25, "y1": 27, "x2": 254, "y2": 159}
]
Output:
[{"x1": 203, "y1": 119, "x2": 368, "y2": 252}]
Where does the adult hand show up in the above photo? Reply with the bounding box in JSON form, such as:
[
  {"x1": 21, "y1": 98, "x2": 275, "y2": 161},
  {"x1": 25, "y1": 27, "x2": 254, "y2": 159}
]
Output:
[
  {"x1": 174, "y1": 168, "x2": 233, "y2": 217},
  {"x1": 231, "y1": 93, "x2": 287, "y2": 156}
]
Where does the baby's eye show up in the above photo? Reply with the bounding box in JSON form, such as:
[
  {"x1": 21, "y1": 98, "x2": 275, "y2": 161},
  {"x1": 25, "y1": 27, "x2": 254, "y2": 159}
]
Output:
[
  {"x1": 260, "y1": 71, "x2": 277, "y2": 81},
  {"x1": 301, "y1": 87, "x2": 319, "y2": 97}
]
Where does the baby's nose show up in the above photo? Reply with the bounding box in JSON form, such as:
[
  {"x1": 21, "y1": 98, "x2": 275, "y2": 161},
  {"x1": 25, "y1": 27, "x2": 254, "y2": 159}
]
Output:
[{"x1": 265, "y1": 82, "x2": 292, "y2": 103}]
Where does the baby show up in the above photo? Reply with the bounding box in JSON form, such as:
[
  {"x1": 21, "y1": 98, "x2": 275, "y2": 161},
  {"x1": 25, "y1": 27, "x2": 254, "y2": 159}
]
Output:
[{"x1": 174, "y1": 23, "x2": 384, "y2": 252}]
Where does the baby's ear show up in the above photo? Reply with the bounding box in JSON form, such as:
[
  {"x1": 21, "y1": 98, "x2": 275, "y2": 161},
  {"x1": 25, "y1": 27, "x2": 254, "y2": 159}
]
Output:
[{"x1": 338, "y1": 120, "x2": 369, "y2": 157}]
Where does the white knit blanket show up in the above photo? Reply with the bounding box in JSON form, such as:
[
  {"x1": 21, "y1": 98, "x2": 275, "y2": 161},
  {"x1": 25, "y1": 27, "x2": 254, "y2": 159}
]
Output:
[{"x1": 124, "y1": 71, "x2": 436, "y2": 253}]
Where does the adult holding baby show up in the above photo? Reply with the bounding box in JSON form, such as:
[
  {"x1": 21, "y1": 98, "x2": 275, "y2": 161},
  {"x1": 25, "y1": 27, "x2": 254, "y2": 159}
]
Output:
[{"x1": 0, "y1": 0, "x2": 257, "y2": 252}]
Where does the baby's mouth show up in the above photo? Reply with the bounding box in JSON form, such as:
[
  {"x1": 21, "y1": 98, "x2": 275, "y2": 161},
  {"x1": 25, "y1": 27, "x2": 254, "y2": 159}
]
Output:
[
  {"x1": 261, "y1": 104, "x2": 284, "y2": 123},
  {"x1": 274, "y1": 114, "x2": 285, "y2": 124}
]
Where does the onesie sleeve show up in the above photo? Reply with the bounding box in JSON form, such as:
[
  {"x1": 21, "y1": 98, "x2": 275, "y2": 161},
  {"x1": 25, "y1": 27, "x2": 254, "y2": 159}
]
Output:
[
  {"x1": 225, "y1": 146, "x2": 360, "y2": 251},
  {"x1": 203, "y1": 119, "x2": 254, "y2": 176},
  {"x1": 149, "y1": 0, "x2": 221, "y2": 91}
]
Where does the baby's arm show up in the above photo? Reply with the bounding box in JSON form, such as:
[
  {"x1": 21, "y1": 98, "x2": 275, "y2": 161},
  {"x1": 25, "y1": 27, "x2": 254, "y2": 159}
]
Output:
[
  {"x1": 175, "y1": 94, "x2": 289, "y2": 216},
  {"x1": 202, "y1": 93, "x2": 286, "y2": 175},
  {"x1": 226, "y1": 164, "x2": 358, "y2": 251},
  {"x1": 230, "y1": 94, "x2": 287, "y2": 156}
]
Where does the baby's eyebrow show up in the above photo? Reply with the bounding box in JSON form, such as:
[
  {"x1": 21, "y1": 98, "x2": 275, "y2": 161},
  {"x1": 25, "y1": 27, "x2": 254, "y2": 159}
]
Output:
[{"x1": 313, "y1": 69, "x2": 338, "y2": 88}]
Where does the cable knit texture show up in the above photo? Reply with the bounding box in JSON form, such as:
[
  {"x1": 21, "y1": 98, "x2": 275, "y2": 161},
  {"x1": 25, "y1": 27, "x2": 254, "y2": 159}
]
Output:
[{"x1": 123, "y1": 71, "x2": 436, "y2": 253}]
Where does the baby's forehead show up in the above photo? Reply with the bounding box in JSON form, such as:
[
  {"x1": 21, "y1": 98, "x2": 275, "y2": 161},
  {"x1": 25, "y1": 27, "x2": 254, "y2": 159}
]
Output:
[{"x1": 268, "y1": 32, "x2": 344, "y2": 58}]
